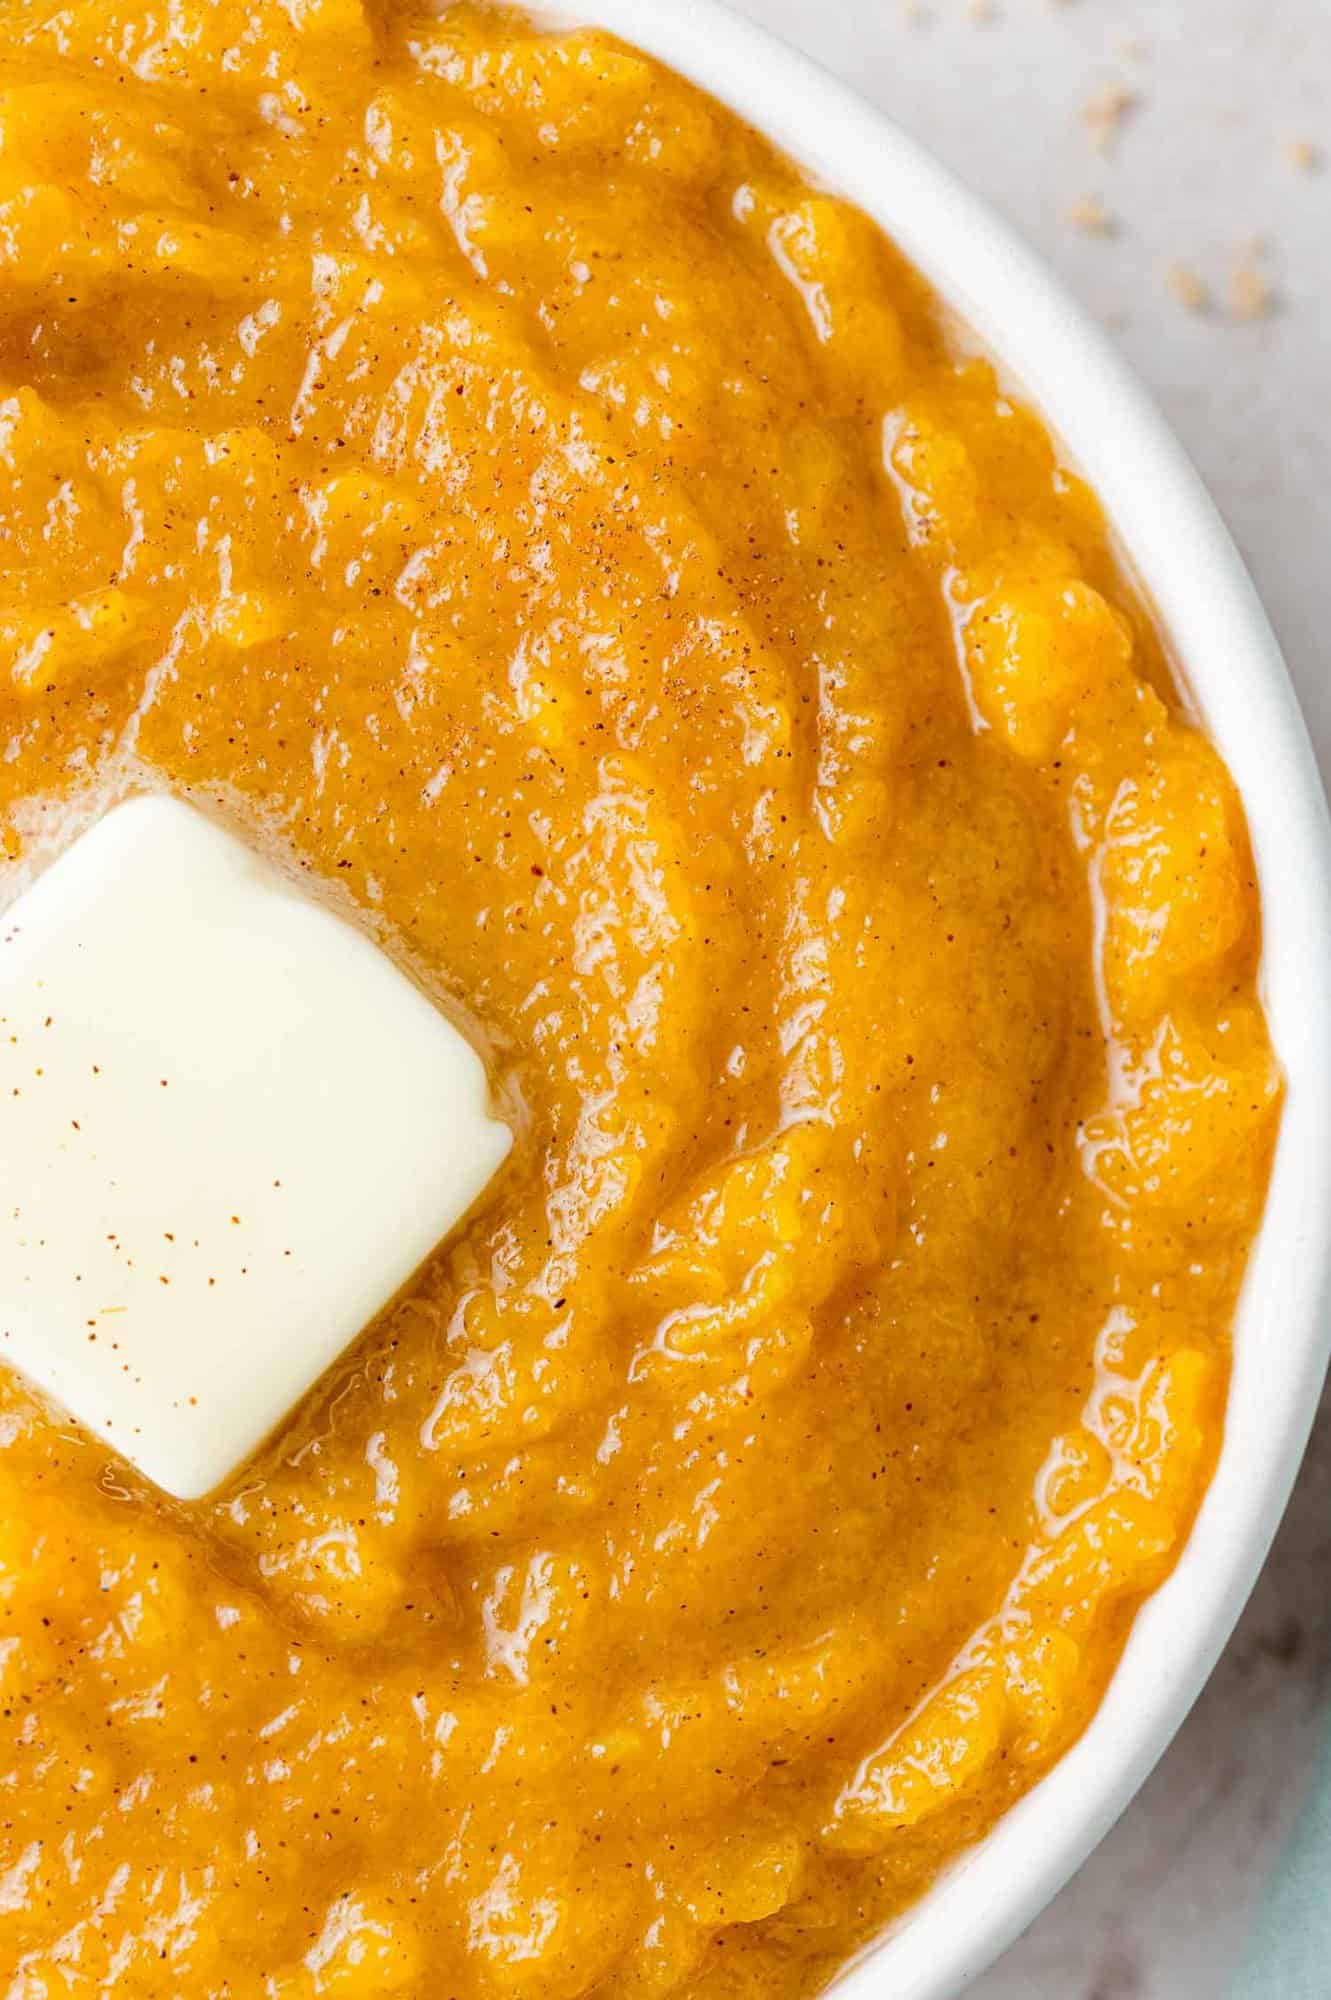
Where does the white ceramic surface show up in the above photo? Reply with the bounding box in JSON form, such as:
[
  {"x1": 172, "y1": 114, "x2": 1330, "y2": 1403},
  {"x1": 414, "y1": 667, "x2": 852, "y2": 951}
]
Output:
[{"x1": 547, "y1": 3, "x2": 1331, "y2": 1994}]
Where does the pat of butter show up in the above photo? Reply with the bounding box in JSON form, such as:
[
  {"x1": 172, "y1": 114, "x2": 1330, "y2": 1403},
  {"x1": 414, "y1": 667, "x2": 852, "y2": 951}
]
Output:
[{"x1": 0, "y1": 796, "x2": 511, "y2": 1499}]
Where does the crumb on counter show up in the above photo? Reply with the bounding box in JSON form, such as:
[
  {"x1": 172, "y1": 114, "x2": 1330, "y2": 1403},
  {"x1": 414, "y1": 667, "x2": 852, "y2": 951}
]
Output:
[
  {"x1": 1068, "y1": 194, "x2": 1117, "y2": 237},
  {"x1": 1230, "y1": 244, "x2": 1277, "y2": 321},
  {"x1": 1282, "y1": 137, "x2": 1322, "y2": 175},
  {"x1": 1082, "y1": 81, "x2": 1139, "y2": 154},
  {"x1": 1166, "y1": 262, "x2": 1211, "y2": 314}
]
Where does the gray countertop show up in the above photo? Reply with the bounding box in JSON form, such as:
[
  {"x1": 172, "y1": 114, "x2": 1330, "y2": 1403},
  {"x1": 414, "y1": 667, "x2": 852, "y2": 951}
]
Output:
[{"x1": 723, "y1": 2, "x2": 1331, "y2": 1993}]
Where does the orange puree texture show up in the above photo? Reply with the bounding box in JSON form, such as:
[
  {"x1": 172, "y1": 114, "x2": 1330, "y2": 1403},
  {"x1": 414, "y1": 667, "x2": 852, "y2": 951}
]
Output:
[{"x1": 0, "y1": 2, "x2": 1279, "y2": 1994}]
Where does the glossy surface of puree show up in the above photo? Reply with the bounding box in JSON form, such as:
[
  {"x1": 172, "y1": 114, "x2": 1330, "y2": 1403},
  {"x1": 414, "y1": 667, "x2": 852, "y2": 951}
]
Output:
[{"x1": 0, "y1": 3, "x2": 1279, "y2": 1994}]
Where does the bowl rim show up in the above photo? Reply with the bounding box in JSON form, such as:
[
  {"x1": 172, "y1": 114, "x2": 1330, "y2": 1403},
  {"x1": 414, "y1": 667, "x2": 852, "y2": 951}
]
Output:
[{"x1": 534, "y1": 1, "x2": 1331, "y2": 1992}]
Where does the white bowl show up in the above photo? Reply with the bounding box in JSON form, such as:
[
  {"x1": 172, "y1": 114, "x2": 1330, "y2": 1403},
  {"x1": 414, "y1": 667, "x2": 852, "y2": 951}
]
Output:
[{"x1": 546, "y1": 2, "x2": 1331, "y2": 1993}]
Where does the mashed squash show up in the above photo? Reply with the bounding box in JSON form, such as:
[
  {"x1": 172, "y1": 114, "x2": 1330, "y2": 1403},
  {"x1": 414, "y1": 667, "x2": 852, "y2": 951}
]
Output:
[{"x1": 0, "y1": 2, "x2": 1277, "y2": 1994}]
